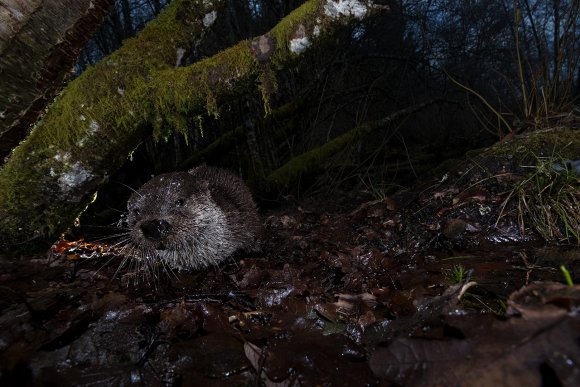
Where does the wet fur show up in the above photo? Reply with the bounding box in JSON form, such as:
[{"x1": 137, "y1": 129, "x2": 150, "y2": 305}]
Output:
[{"x1": 125, "y1": 165, "x2": 261, "y2": 271}]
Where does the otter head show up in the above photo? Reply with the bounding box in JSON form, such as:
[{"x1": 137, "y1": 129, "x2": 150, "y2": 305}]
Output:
[
  {"x1": 127, "y1": 172, "x2": 210, "y2": 250},
  {"x1": 125, "y1": 172, "x2": 231, "y2": 270}
]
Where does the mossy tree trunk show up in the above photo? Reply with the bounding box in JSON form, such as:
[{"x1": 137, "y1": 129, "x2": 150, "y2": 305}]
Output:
[
  {"x1": 0, "y1": 0, "x2": 115, "y2": 160},
  {"x1": 0, "y1": 0, "x2": 386, "y2": 252}
]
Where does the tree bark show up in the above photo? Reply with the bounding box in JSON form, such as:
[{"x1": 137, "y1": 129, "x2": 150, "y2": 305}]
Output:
[
  {"x1": 0, "y1": 0, "x2": 115, "y2": 161},
  {"x1": 0, "y1": 0, "x2": 387, "y2": 252}
]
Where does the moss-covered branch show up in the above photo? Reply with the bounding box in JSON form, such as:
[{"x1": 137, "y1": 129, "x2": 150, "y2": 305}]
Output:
[
  {"x1": 266, "y1": 99, "x2": 442, "y2": 191},
  {"x1": 0, "y1": 0, "x2": 385, "y2": 251}
]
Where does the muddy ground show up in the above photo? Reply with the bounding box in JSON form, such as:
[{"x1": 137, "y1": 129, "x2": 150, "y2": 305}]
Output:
[{"x1": 1, "y1": 129, "x2": 579, "y2": 386}]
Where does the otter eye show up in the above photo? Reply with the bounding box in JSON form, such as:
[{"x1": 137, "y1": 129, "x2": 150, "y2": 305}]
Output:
[{"x1": 175, "y1": 199, "x2": 185, "y2": 207}]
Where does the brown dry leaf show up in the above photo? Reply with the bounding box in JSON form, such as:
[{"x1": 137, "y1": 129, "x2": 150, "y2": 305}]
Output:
[
  {"x1": 452, "y1": 187, "x2": 488, "y2": 205},
  {"x1": 258, "y1": 332, "x2": 376, "y2": 385},
  {"x1": 442, "y1": 218, "x2": 467, "y2": 239},
  {"x1": 235, "y1": 264, "x2": 263, "y2": 289},
  {"x1": 244, "y1": 341, "x2": 292, "y2": 387},
  {"x1": 179, "y1": 334, "x2": 249, "y2": 379},
  {"x1": 369, "y1": 338, "x2": 473, "y2": 384},
  {"x1": 370, "y1": 282, "x2": 580, "y2": 386},
  {"x1": 507, "y1": 282, "x2": 580, "y2": 319},
  {"x1": 313, "y1": 302, "x2": 340, "y2": 322},
  {"x1": 447, "y1": 315, "x2": 580, "y2": 387},
  {"x1": 158, "y1": 302, "x2": 201, "y2": 339}
]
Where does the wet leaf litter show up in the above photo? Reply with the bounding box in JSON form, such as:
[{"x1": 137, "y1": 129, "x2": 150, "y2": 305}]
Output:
[{"x1": 1, "y1": 136, "x2": 579, "y2": 385}]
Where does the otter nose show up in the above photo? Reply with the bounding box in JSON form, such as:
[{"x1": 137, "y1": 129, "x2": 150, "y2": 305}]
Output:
[{"x1": 140, "y1": 219, "x2": 173, "y2": 240}]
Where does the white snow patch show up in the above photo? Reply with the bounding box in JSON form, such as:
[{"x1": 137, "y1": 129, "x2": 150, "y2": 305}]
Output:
[
  {"x1": 313, "y1": 25, "x2": 321, "y2": 37},
  {"x1": 58, "y1": 162, "x2": 92, "y2": 193},
  {"x1": 290, "y1": 36, "x2": 311, "y2": 54},
  {"x1": 53, "y1": 152, "x2": 71, "y2": 163},
  {"x1": 89, "y1": 120, "x2": 100, "y2": 133},
  {"x1": 175, "y1": 47, "x2": 186, "y2": 67},
  {"x1": 203, "y1": 11, "x2": 218, "y2": 27},
  {"x1": 76, "y1": 120, "x2": 100, "y2": 147},
  {"x1": 324, "y1": 0, "x2": 371, "y2": 20}
]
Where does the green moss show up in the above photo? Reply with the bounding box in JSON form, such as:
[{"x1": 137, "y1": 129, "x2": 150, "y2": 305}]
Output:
[
  {"x1": 507, "y1": 152, "x2": 580, "y2": 243},
  {"x1": 267, "y1": 124, "x2": 362, "y2": 191},
  {"x1": 443, "y1": 264, "x2": 470, "y2": 284},
  {"x1": 269, "y1": 0, "x2": 319, "y2": 64},
  {"x1": 486, "y1": 128, "x2": 580, "y2": 161},
  {"x1": 149, "y1": 39, "x2": 258, "y2": 133}
]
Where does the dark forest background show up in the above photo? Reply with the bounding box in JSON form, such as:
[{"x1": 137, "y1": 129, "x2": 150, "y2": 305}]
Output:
[{"x1": 78, "y1": 0, "x2": 579, "y2": 220}]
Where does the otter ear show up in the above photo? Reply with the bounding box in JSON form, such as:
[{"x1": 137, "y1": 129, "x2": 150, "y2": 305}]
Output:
[
  {"x1": 198, "y1": 180, "x2": 211, "y2": 196},
  {"x1": 188, "y1": 163, "x2": 206, "y2": 175}
]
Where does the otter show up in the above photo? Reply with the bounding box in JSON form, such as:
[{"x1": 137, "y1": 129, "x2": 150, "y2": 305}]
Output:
[{"x1": 125, "y1": 165, "x2": 261, "y2": 271}]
